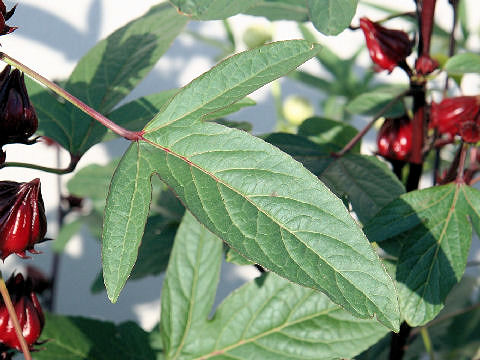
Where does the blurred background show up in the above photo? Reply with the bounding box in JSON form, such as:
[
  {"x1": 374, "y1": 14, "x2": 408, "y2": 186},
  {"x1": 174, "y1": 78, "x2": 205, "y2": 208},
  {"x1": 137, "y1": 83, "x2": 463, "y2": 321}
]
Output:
[{"x1": 0, "y1": 0, "x2": 479, "y2": 331}]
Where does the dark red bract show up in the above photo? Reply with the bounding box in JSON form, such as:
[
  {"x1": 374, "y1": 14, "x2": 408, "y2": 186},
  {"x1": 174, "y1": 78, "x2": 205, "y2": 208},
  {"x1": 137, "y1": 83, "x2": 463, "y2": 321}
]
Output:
[
  {"x1": 0, "y1": 179, "x2": 47, "y2": 260},
  {"x1": 377, "y1": 116, "x2": 413, "y2": 161},
  {"x1": 0, "y1": 274, "x2": 44, "y2": 352},
  {"x1": 416, "y1": 54, "x2": 439, "y2": 75},
  {"x1": 430, "y1": 96, "x2": 480, "y2": 143},
  {"x1": 359, "y1": 17, "x2": 412, "y2": 73},
  {"x1": 0, "y1": 66, "x2": 38, "y2": 148},
  {"x1": 0, "y1": 1, "x2": 16, "y2": 37}
]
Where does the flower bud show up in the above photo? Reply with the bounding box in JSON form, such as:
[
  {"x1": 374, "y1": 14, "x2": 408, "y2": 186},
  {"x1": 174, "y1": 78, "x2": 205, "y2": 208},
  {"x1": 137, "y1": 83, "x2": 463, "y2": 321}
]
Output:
[
  {"x1": 0, "y1": 1, "x2": 16, "y2": 37},
  {"x1": 0, "y1": 66, "x2": 38, "y2": 148},
  {"x1": 430, "y1": 96, "x2": 480, "y2": 142},
  {"x1": 0, "y1": 179, "x2": 47, "y2": 260},
  {"x1": 377, "y1": 116, "x2": 412, "y2": 161},
  {"x1": 0, "y1": 273, "x2": 44, "y2": 351},
  {"x1": 416, "y1": 54, "x2": 439, "y2": 75},
  {"x1": 359, "y1": 17, "x2": 412, "y2": 73}
]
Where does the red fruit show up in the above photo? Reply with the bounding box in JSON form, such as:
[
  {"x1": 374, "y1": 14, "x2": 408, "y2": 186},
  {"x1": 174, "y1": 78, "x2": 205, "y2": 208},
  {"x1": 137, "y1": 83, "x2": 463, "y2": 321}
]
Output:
[
  {"x1": 0, "y1": 66, "x2": 38, "y2": 147},
  {"x1": 359, "y1": 17, "x2": 412, "y2": 73},
  {"x1": 430, "y1": 96, "x2": 480, "y2": 142},
  {"x1": 0, "y1": 179, "x2": 47, "y2": 260},
  {"x1": 0, "y1": 274, "x2": 44, "y2": 351},
  {"x1": 377, "y1": 116, "x2": 413, "y2": 161}
]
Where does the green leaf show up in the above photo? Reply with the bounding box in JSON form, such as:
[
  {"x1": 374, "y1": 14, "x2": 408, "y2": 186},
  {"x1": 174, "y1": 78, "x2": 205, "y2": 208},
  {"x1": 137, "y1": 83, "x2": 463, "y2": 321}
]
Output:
[
  {"x1": 169, "y1": 0, "x2": 259, "y2": 20},
  {"x1": 346, "y1": 86, "x2": 407, "y2": 117},
  {"x1": 445, "y1": 53, "x2": 480, "y2": 74},
  {"x1": 225, "y1": 246, "x2": 255, "y2": 265},
  {"x1": 308, "y1": 0, "x2": 358, "y2": 35},
  {"x1": 36, "y1": 314, "x2": 156, "y2": 359},
  {"x1": 52, "y1": 218, "x2": 83, "y2": 253},
  {"x1": 187, "y1": 274, "x2": 389, "y2": 359},
  {"x1": 298, "y1": 116, "x2": 360, "y2": 152},
  {"x1": 109, "y1": 90, "x2": 179, "y2": 132},
  {"x1": 203, "y1": 97, "x2": 256, "y2": 121},
  {"x1": 160, "y1": 212, "x2": 223, "y2": 358},
  {"x1": 138, "y1": 121, "x2": 400, "y2": 330},
  {"x1": 263, "y1": 133, "x2": 405, "y2": 223},
  {"x1": 144, "y1": 40, "x2": 322, "y2": 132},
  {"x1": 214, "y1": 119, "x2": 253, "y2": 132},
  {"x1": 364, "y1": 184, "x2": 478, "y2": 326},
  {"x1": 244, "y1": 0, "x2": 309, "y2": 21},
  {"x1": 160, "y1": 212, "x2": 389, "y2": 359},
  {"x1": 102, "y1": 143, "x2": 155, "y2": 301},
  {"x1": 57, "y1": 3, "x2": 187, "y2": 155}
]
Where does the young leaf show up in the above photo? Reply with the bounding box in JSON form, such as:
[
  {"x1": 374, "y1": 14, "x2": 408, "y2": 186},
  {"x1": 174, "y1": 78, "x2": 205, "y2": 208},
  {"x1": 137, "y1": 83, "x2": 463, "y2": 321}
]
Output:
[
  {"x1": 169, "y1": 0, "x2": 259, "y2": 20},
  {"x1": 308, "y1": 0, "x2": 358, "y2": 35},
  {"x1": 444, "y1": 52, "x2": 480, "y2": 74},
  {"x1": 36, "y1": 314, "x2": 156, "y2": 359},
  {"x1": 364, "y1": 184, "x2": 479, "y2": 326},
  {"x1": 144, "y1": 40, "x2": 322, "y2": 132},
  {"x1": 138, "y1": 120, "x2": 400, "y2": 330},
  {"x1": 346, "y1": 86, "x2": 407, "y2": 118},
  {"x1": 160, "y1": 212, "x2": 223, "y2": 358}
]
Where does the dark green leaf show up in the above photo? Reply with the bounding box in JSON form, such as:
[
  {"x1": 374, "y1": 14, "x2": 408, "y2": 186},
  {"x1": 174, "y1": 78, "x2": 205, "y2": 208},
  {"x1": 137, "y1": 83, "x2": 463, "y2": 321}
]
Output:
[
  {"x1": 346, "y1": 86, "x2": 407, "y2": 117},
  {"x1": 365, "y1": 184, "x2": 478, "y2": 326},
  {"x1": 57, "y1": 4, "x2": 187, "y2": 155},
  {"x1": 203, "y1": 97, "x2": 256, "y2": 121},
  {"x1": 169, "y1": 0, "x2": 259, "y2": 20},
  {"x1": 445, "y1": 53, "x2": 480, "y2": 75},
  {"x1": 160, "y1": 212, "x2": 223, "y2": 358},
  {"x1": 36, "y1": 314, "x2": 156, "y2": 359},
  {"x1": 308, "y1": 0, "x2": 358, "y2": 35},
  {"x1": 225, "y1": 246, "x2": 255, "y2": 265},
  {"x1": 244, "y1": 0, "x2": 309, "y2": 21}
]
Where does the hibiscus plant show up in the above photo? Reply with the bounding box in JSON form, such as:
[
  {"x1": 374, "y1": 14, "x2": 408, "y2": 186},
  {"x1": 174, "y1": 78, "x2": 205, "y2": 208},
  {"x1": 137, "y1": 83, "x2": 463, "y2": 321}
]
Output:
[{"x1": 0, "y1": 0, "x2": 479, "y2": 359}]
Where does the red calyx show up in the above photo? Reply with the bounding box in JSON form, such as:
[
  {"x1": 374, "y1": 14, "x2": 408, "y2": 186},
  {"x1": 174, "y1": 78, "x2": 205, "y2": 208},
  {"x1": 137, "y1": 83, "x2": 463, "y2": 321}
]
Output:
[
  {"x1": 0, "y1": 274, "x2": 44, "y2": 352},
  {"x1": 0, "y1": 66, "x2": 38, "y2": 148},
  {"x1": 430, "y1": 95, "x2": 480, "y2": 143},
  {"x1": 359, "y1": 17, "x2": 412, "y2": 73},
  {"x1": 0, "y1": 179, "x2": 47, "y2": 260},
  {"x1": 377, "y1": 116, "x2": 413, "y2": 161},
  {"x1": 0, "y1": 1, "x2": 16, "y2": 37}
]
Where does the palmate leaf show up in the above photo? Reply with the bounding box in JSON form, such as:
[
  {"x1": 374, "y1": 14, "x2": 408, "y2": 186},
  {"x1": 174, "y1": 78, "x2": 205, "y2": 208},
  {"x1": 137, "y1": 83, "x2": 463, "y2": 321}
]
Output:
[
  {"x1": 364, "y1": 184, "x2": 480, "y2": 326},
  {"x1": 32, "y1": 3, "x2": 187, "y2": 155},
  {"x1": 160, "y1": 213, "x2": 390, "y2": 360},
  {"x1": 102, "y1": 40, "x2": 400, "y2": 330}
]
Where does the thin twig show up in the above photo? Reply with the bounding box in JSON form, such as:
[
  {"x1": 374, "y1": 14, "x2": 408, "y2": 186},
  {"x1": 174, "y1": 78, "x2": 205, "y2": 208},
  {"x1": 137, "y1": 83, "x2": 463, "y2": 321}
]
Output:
[
  {"x1": 334, "y1": 89, "x2": 409, "y2": 157},
  {"x1": 0, "y1": 274, "x2": 32, "y2": 360},
  {"x1": 0, "y1": 52, "x2": 143, "y2": 141}
]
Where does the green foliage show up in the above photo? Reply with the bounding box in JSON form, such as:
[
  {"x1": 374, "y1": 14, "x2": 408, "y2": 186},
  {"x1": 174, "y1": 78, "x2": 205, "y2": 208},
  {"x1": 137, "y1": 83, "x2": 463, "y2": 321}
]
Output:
[
  {"x1": 365, "y1": 184, "x2": 480, "y2": 326},
  {"x1": 169, "y1": 0, "x2": 259, "y2": 20},
  {"x1": 160, "y1": 213, "x2": 390, "y2": 359},
  {"x1": 308, "y1": 0, "x2": 358, "y2": 35},
  {"x1": 445, "y1": 53, "x2": 480, "y2": 74}
]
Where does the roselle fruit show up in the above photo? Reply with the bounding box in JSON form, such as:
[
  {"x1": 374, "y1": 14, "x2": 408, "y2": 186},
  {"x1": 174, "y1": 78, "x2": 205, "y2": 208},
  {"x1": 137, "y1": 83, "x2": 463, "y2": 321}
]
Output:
[
  {"x1": 0, "y1": 273, "x2": 44, "y2": 351},
  {"x1": 430, "y1": 96, "x2": 480, "y2": 143},
  {"x1": 0, "y1": 66, "x2": 38, "y2": 148},
  {"x1": 359, "y1": 17, "x2": 412, "y2": 73},
  {"x1": 0, "y1": 0, "x2": 16, "y2": 37},
  {"x1": 0, "y1": 179, "x2": 47, "y2": 260},
  {"x1": 377, "y1": 116, "x2": 413, "y2": 161}
]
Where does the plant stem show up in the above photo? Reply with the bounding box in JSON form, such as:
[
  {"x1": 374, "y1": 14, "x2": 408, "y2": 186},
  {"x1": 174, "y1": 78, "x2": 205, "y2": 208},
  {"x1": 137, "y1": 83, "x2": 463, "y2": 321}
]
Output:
[
  {"x1": 0, "y1": 273, "x2": 32, "y2": 360},
  {"x1": 455, "y1": 142, "x2": 467, "y2": 183},
  {"x1": 420, "y1": 327, "x2": 435, "y2": 360},
  {"x1": 334, "y1": 90, "x2": 409, "y2": 157},
  {"x1": 0, "y1": 52, "x2": 143, "y2": 141},
  {"x1": 444, "y1": 0, "x2": 459, "y2": 93},
  {"x1": 0, "y1": 153, "x2": 80, "y2": 175}
]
